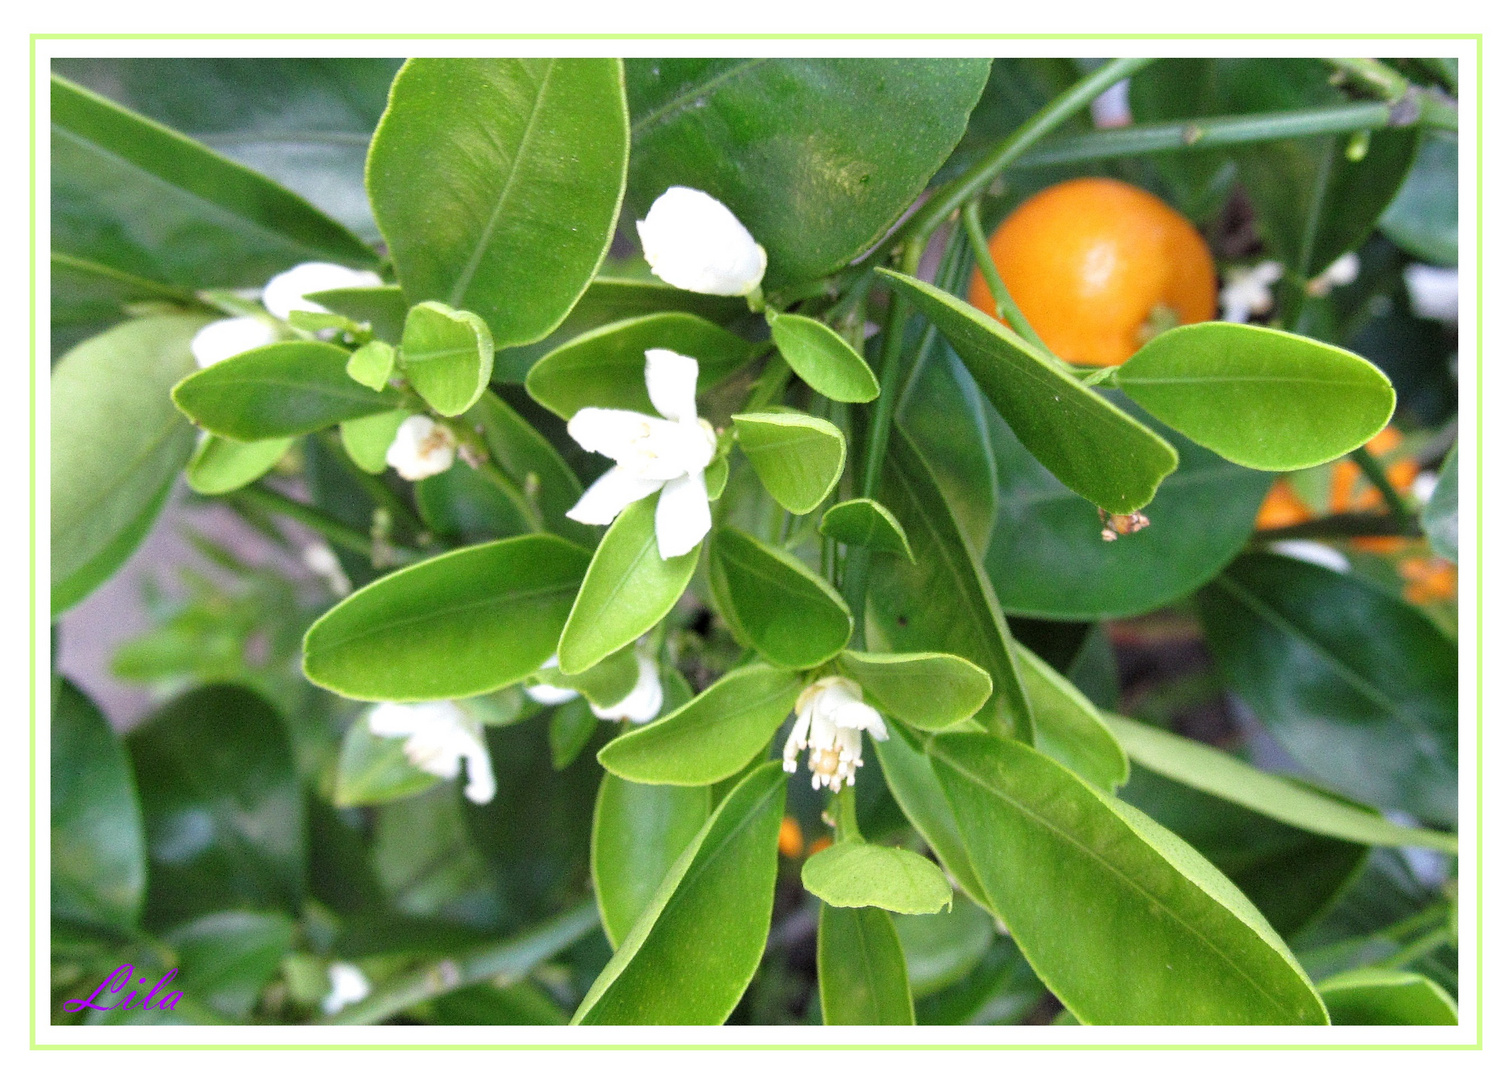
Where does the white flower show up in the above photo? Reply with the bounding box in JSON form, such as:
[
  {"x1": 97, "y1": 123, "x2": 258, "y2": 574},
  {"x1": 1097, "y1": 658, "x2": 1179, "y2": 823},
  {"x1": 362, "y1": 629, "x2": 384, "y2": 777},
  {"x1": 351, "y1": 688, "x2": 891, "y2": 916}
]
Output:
[
  {"x1": 367, "y1": 701, "x2": 496, "y2": 804},
  {"x1": 1269, "y1": 540, "x2": 1350, "y2": 574},
  {"x1": 301, "y1": 542, "x2": 351, "y2": 597},
  {"x1": 1412, "y1": 471, "x2": 1439, "y2": 504},
  {"x1": 262, "y1": 262, "x2": 383, "y2": 321},
  {"x1": 385, "y1": 415, "x2": 457, "y2": 481},
  {"x1": 1306, "y1": 251, "x2": 1361, "y2": 297},
  {"x1": 565, "y1": 350, "x2": 717, "y2": 559},
  {"x1": 636, "y1": 186, "x2": 767, "y2": 297},
  {"x1": 190, "y1": 316, "x2": 278, "y2": 368},
  {"x1": 525, "y1": 655, "x2": 581, "y2": 706},
  {"x1": 321, "y1": 962, "x2": 371, "y2": 1015},
  {"x1": 1220, "y1": 261, "x2": 1283, "y2": 323},
  {"x1": 782, "y1": 676, "x2": 889, "y2": 794},
  {"x1": 589, "y1": 649, "x2": 664, "y2": 724},
  {"x1": 1403, "y1": 264, "x2": 1458, "y2": 323},
  {"x1": 1090, "y1": 78, "x2": 1133, "y2": 129}
]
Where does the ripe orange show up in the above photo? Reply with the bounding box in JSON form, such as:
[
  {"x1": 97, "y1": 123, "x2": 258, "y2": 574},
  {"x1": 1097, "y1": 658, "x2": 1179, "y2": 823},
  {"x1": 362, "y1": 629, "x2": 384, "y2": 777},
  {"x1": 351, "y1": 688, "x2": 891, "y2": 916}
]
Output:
[{"x1": 968, "y1": 178, "x2": 1218, "y2": 366}]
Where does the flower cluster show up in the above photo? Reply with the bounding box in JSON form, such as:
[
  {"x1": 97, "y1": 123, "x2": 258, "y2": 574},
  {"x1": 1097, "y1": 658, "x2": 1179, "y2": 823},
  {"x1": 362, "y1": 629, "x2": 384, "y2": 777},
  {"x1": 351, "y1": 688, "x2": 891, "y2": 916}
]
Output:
[{"x1": 782, "y1": 676, "x2": 889, "y2": 793}]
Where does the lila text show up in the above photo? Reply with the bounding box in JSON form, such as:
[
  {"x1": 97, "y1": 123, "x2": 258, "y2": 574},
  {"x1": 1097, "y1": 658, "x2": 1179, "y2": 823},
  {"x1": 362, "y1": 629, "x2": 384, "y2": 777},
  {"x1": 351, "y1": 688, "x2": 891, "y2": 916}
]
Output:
[{"x1": 63, "y1": 963, "x2": 181, "y2": 1013}]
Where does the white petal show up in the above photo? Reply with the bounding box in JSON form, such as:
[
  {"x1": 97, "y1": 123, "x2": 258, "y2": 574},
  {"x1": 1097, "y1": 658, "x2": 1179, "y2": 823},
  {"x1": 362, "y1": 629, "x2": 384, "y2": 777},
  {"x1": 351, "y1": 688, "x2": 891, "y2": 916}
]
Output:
[
  {"x1": 263, "y1": 262, "x2": 382, "y2": 320},
  {"x1": 526, "y1": 683, "x2": 581, "y2": 705},
  {"x1": 590, "y1": 652, "x2": 664, "y2": 723},
  {"x1": 635, "y1": 186, "x2": 767, "y2": 296},
  {"x1": 654, "y1": 469, "x2": 711, "y2": 559},
  {"x1": 1404, "y1": 264, "x2": 1458, "y2": 322},
  {"x1": 568, "y1": 408, "x2": 705, "y2": 481},
  {"x1": 191, "y1": 316, "x2": 278, "y2": 368},
  {"x1": 644, "y1": 349, "x2": 700, "y2": 423},
  {"x1": 1269, "y1": 540, "x2": 1351, "y2": 574},
  {"x1": 321, "y1": 963, "x2": 371, "y2": 1015},
  {"x1": 1323, "y1": 252, "x2": 1360, "y2": 287},
  {"x1": 459, "y1": 729, "x2": 497, "y2": 805},
  {"x1": 565, "y1": 465, "x2": 663, "y2": 526},
  {"x1": 385, "y1": 415, "x2": 456, "y2": 481},
  {"x1": 1090, "y1": 78, "x2": 1132, "y2": 129}
]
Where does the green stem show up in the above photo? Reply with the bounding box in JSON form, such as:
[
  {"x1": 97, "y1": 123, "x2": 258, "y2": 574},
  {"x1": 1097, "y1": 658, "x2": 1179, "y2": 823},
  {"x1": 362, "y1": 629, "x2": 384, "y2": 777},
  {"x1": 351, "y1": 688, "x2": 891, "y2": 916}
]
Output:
[
  {"x1": 1296, "y1": 136, "x2": 1338, "y2": 280},
  {"x1": 232, "y1": 483, "x2": 421, "y2": 565},
  {"x1": 1349, "y1": 445, "x2": 1416, "y2": 524},
  {"x1": 1254, "y1": 512, "x2": 1422, "y2": 541},
  {"x1": 832, "y1": 784, "x2": 862, "y2": 843},
  {"x1": 476, "y1": 459, "x2": 546, "y2": 533},
  {"x1": 961, "y1": 199, "x2": 1052, "y2": 354},
  {"x1": 1386, "y1": 925, "x2": 1455, "y2": 970},
  {"x1": 319, "y1": 431, "x2": 426, "y2": 537},
  {"x1": 320, "y1": 901, "x2": 600, "y2": 1025},
  {"x1": 1326, "y1": 58, "x2": 1411, "y2": 102},
  {"x1": 859, "y1": 236, "x2": 928, "y2": 501}
]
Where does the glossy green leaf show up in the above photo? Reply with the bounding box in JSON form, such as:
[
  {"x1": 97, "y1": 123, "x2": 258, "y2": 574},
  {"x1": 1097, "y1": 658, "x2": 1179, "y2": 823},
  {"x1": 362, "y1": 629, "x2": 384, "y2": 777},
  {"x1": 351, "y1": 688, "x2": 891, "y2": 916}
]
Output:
[
  {"x1": 548, "y1": 699, "x2": 599, "y2": 770},
  {"x1": 625, "y1": 59, "x2": 990, "y2": 289},
  {"x1": 469, "y1": 391, "x2": 592, "y2": 546},
  {"x1": 597, "y1": 664, "x2": 801, "y2": 786},
  {"x1": 802, "y1": 841, "x2": 952, "y2": 915},
  {"x1": 708, "y1": 528, "x2": 852, "y2": 669},
  {"x1": 820, "y1": 499, "x2": 913, "y2": 561},
  {"x1": 368, "y1": 58, "x2": 628, "y2": 348},
  {"x1": 51, "y1": 75, "x2": 375, "y2": 290},
  {"x1": 556, "y1": 496, "x2": 698, "y2": 675},
  {"x1": 345, "y1": 340, "x2": 395, "y2": 391},
  {"x1": 127, "y1": 685, "x2": 304, "y2": 927},
  {"x1": 415, "y1": 466, "x2": 528, "y2": 542},
  {"x1": 878, "y1": 269, "x2": 1178, "y2": 514},
  {"x1": 338, "y1": 409, "x2": 407, "y2": 475},
  {"x1": 1423, "y1": 443, "x2": 1458, "y2": 562},
  {"x1": 592, "y1": 774, "x2": 711, "y2": 949},
  {"x1": 1014, "y1": 643, "x2": 1128, "y2": 793},
  {"x1": 1104, "y1": 714, "x2": 1456, "y2": 854},
  {"x1": 1119, "y1": 324, "x2": 1396, "y2": 471},
  {"x1": 52, "y1": 680, "x2": 146, "y2": 931},
  {"x1": 868, "y1": 430, "x2": 1034, "y2": 742},
  {"x1": 525, "y1": 312, "x2": 753, "y2": 420},
  {"x1": 546, "y1": 644, "x2": 640, "y2": 711},
  {"x1": 985, "y1": 402, "x2": 1273, "y2": 619},
  {"x1": 52, "y1": 315, "x2": 206, "y2": 614},
  {"x1": 573, "y1": 762, "x2": 785, "y2": 1024},
  {"x1": 172, "y1": 341, "x2": 402, "y2": 440},
  {"x1": 333, "y1": 714, "x2": 439, "y2": 807},
  {"x1": 732, "y1": 411, "x2": 845, "y2": 515},
  {"x1": 185, "y1": 434, "x2": 292, "y2": 495},
  {"x1": 892, "y1": 894, "x2": 995, "y2": 998},
  {"x1": 50, "y1": 251, "x2": 202, "y2": 355},
  {"x1": 836, "y1": 650, "x2": 992, "y2": 732},
  {"x1": 303, "y1": 535, "x2": 590, "y2": 701},
  {"x1": 163, "y1": 910, "x2": 297, "y2": 1020},
  {"x1": 399, "y1": 301, "x2": 494, "y2": 416},
  {"x1": 311, "y1": 285, "x2": 408, "y2": 344},
  {"x1": 1380, "y1": 130, "x2": 1458, "y2": 266},
  {"x1": 1318, "y1": 968, "x2": 1458, "y2": 1025},
  {"x1": 1199, "y1": 553, "x2": 1457, "y2": 826},
  {"x1": 818, "y1": 904, "x2": 916, "y2": 1025},
  {"x1": 769, "y1": 313, "x2": 879, "y2": 402},
  {"x1": 929, "y1": 733, "x2": 1328, "y2": 1025}
]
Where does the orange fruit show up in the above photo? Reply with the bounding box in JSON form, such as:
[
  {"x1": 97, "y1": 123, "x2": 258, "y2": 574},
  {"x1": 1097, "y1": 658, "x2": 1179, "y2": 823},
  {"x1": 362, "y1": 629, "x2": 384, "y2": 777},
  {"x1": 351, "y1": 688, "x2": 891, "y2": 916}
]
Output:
[
  {"x1": 968, "y1": 178, "x2": 1217, "y2": 366},
  {"x1": 1328, "y1": 428, "x2": 1418, "y2": 554},
  {"x1": 1399, "y1": 556, "x2": 1457, "y2": 605},
  {"x1": 1254, "y1": 479, "x2": 1313, "y2": 530},
  {"x1": 777, "y1": 816, "x2": 804, "y2": 859}
]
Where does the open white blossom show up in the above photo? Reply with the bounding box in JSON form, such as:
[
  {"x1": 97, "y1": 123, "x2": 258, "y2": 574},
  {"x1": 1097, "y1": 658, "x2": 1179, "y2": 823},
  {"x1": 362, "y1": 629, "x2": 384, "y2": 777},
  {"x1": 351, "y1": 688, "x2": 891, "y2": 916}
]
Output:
[
  {"x1": 367, "y1": 701, "x2": 496, "y2": 804},
  {"x1": 321, "y1": 962, "x2": 371, "y2": 1015},
  {"x1": 565, "y1": 350, "x2": 717, "y2": 559},
  {"x1": 385, "y1": 415, "x2": 457, "y2": 481},
  {"x1": 1404, "y1": 264, "x2": 1458, "y2": 323},
  {"x1": 1220, "y1": 261, "x2": 1283, "y2": 323},
  {"x1": 525, "y1": 649, "x2": 664, "y2": 724},
  {"x1": 782, "y1": 676, "x2": 889, "y2": 793},
  {"x1": 262, "y1": 262, "x2": 383, "y2": 321},
  {"x1": 636, "y1": 186, "x2": 767, "y2": 297},
  {"x1": 1306, "y1": 251, "x2": 1361, "y2": 297},
  {"x1": 190, "y1": 316, "x2": 278, "y2": 368}
]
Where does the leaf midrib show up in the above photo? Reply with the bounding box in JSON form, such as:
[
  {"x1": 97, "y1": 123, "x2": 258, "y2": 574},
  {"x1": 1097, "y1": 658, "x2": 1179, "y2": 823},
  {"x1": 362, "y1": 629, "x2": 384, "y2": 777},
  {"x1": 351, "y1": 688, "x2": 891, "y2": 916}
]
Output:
[
  {"x1": 630, "y1": 59, "x2": 768, "y2": 139},
  {"x1": 309, "y1": 579, "x2": 578, "y2": 656}
]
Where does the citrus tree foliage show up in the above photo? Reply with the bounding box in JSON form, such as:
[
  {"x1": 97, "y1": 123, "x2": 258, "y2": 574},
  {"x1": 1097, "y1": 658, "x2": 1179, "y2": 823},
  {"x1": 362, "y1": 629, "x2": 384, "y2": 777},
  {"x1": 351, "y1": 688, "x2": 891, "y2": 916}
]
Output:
[{"x1": 50, "y1": 56, "x2": 1460, "y2": 1028}]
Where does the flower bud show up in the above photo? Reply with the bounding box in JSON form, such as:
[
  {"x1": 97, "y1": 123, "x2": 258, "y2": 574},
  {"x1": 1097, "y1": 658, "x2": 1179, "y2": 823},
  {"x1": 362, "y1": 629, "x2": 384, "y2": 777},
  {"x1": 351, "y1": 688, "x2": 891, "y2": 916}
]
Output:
[
  {"x1": 190, "y1": 316, "x2": 277, "y2": 368},
  {"x1": 385, "y1": 415, "x2": 457, "y2": 481},
  {"x1": 636, "y1": 186, "x2": 767, "y2": 297},
  {"x1": 262, "y1": 262, "x2": 383, "y2": 321}
]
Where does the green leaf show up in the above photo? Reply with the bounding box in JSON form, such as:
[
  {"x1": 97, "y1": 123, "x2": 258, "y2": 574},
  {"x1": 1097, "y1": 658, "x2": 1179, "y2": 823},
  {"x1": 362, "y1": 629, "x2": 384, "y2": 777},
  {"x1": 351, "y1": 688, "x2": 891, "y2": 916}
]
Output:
[
  {"x1": 172, "y1": 341, "x2": 402, "y2": 440},
  {"x1": 52, "y1": 315, "x2": 206, "y2": 614},
  {"x1": 127, "y1": 685, "x2": 305, "y2": 927},
  {"x1": 468, "y1": 391, "x2": 592, "y2": 546},
  {"x1": 1103, "y1": 714, "x2": 1456, "y2": 854},
  {"x1": 556, "y1": 496, "x2": 699, "y2": 675},
  {"x1": 835, "y1": 650, "x2": 992, "y2": 732},
  {"x1": 802, "y1": 841, "x2": 952, "y2": 915},
  {"x1": 868, "y1": 429, "x2": 1034, "y2": 742},
  {"x1": 345, "y1": 340, "x2": 395, "y2": 391},
  {"x1": 525, "y1": 312, "x2": 753, "y2": 420},
  {"x1": 708, "y1": 528, "x2": 852, "y2": 669},
  {"x1": 548, "y1": 698, "x2": 599, "y2": 770},
  {"x1": 185, "y1": 434, "x2": 293, "y2": 495},
  {"x1": 818, "y1": 904, "x2": 916, "y2": 1025},
  {"x1": 1423, "y1": 443, "x2": 1458, "y2": 562},
  {"x1": 1380, "y1": 130, "x2": 1458, "y2": 266},
  {"x1": 163, "y1": 910, "x2": 297, "y2": 1020},
  {"x1": 928, "y1": 732, "x2": 1328, "y2": 1025},
  {"x1": 51, "y1": 680, "x2": 146, "y2": 931},
  {"x1": 597, "y1": 664, "x2": 802, "y2": 786},
  {"x1": 769, "y1": 313, "x2": 879, "y2": 402},
  {"x1": 50, "y1": 251, "x2": 203, "y2": 355},
  {"x1": 625, "y1": 59, "x2": 990, "y2": 289},
  {"x1": 592, "y1": 774, "x2": 711, "y2": 949},
  {"x1": 877, "y1": 269, "x2": 1178, "y2": 514},
  {"x1": 1318, "y1": 968, "x2": 1458, "y2": 1025},
  {"x1": 333, "y1": 714, "x2": 439, "y2": 807},
  {"x1": 1014, "y1": 644, "x2": 1128, "y2": 793},
  {"x1": 51, "y1": 75, "x2": 375, "y2": 290},
  {"x1": 573, "y1": 762, "x2": 785, "y2": 1024},
  {"x1": 311, "y1": 285, "x2": 409, "y2": 344},
  {"x1": 416, "y1": 465, "x2": 528, "y2": 543},
  {"x1": 338, "y1": 409, "x2": 407, "y2": 475},
  {"x1": 984, "y1": 401, "x2": 1273, "y2": 619},
  {"x1": 548, "y1": 643, "x2": 640, "y2": 710},
  {"x1": 820, "y1": 499, "x2": 913, "y2": 561},
  {"x1": 399, "y1": 301, "x2": 494, "y2": 416},
  {"x1": 303, "y1": 535, "x2": 590, "y2": 701},
  {"x1": 1118, "y1": 324, "x2": 1396, "y2": 471},
  {"x1": 892, "y1": 894, "x2": 996, "y2": 998},
  {"x1": 1198, "y1": 553, "x2": 1457, "y2": 826},
  {"x1": 732, "y1": 411, "x2": 845, "y2": 514},
  {"x1": 368, "y1": 58, "x2": 629, "y2": 347}
]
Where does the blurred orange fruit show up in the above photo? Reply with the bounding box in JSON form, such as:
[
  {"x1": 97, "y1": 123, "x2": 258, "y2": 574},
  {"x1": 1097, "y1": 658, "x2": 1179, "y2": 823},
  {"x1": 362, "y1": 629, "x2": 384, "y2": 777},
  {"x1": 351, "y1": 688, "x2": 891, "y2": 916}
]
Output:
[
  {"x1": 1328, "y1": 428, "x2": 1418, "y2": 554},
  {"x1": 1399, "y1": 556, "x2": 1457, "y2": 605},
  {"x1": 967, "y1": 177, "x2": 1217, "y2": 366},
  {"x1": 778, "y1": 816, "x2": 804, "y2": 859},
  {"x1": 1254, "y1": 479, "x2": 1313, "y2": 530}
]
